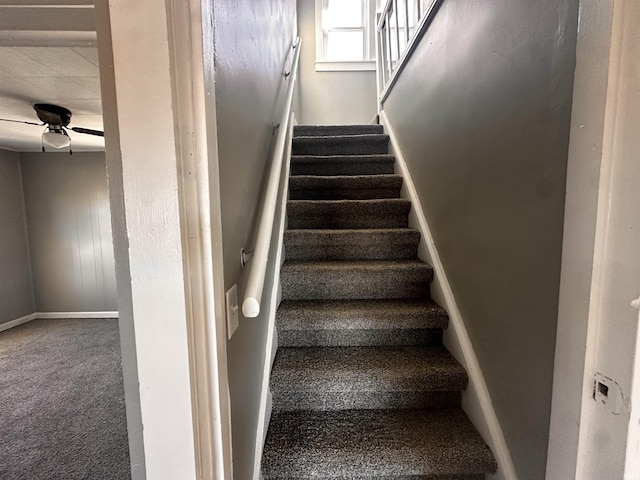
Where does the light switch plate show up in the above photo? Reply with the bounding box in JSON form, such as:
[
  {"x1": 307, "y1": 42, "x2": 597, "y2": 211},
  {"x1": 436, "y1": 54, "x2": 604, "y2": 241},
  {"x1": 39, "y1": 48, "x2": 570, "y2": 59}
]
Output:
[{"x1": 226, "y1": 284, "x2": 239, "y2": 339}]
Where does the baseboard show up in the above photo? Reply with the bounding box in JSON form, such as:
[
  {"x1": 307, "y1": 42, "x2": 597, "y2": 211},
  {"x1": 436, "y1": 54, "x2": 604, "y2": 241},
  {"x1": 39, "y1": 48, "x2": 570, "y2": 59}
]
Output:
[
  {"x1": 0, "y1": 313, "x2": 38, "y2": 333},
  {"x1": 252, "y1": 114, "x2": 296, "y2": 480},
  {"x1": 380, "y1": 110, "x2": 518, "y2": 480},
  {"x1": 0, "y1": 311, "x2": 119, "y2": 333},
  {"x1": 36, "y1": 311, "x2": 119, "y2": 319}
]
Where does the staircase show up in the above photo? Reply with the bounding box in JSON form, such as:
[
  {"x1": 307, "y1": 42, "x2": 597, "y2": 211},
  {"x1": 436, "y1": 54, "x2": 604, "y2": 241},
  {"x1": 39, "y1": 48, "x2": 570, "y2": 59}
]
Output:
[{"x1": 261, "y1": 124, "x2": 497, "y2": 479}]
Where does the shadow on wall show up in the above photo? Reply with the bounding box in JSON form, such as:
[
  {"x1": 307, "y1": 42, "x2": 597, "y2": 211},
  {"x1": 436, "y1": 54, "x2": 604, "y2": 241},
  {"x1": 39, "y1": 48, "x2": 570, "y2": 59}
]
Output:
[{"x1": 381, "y1": 0, "x2": 578, "y2": 478}]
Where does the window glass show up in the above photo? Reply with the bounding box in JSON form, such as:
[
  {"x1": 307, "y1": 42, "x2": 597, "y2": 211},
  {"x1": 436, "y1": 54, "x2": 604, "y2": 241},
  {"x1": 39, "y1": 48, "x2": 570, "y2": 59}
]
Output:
[
  {"x1": 323, "y1": 0, "x2": 363, "y2": 29},
  {"x1": 326, "y1": 31, "x2": 365, "y2": 61}
]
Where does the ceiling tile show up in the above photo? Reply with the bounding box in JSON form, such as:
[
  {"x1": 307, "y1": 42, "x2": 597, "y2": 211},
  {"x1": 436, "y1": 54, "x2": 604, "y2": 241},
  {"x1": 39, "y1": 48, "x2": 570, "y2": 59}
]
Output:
[
  {"x1": 71, "y1": 47, "x2": 99, "y2": 66},
  {"x1": 16, "y1": 47, "x2": 98, "y2": 77},
  {"x1": 23, "y1": 76, "x2": 99, "y2": 100},
  {"x1": 0, "y1": 46, "x2": 59, "y2": 77},
  {"x1": 69, "y1": 76, "x2": 101, "y2": 97},
  {"x1": 0, "y1": 76, "x2": 50, "y2": 103}
]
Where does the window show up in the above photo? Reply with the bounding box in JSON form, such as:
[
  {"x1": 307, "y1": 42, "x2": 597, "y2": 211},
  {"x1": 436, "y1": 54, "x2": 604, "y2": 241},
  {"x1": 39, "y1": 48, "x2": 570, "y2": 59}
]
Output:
[{"x1": 315, "y1": 0, "x2": 380, "y2": 71}]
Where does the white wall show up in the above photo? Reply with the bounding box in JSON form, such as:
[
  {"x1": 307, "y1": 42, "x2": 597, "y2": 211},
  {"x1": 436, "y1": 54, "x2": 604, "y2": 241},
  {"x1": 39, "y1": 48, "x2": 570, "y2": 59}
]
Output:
[
  {"x1": 296, "y1": 0, "x2": 377, "y2": 124},
  {"x1": 20, "y1": 152, "x2": 117, "y2": 313},
  {"x1": 547, "y1": 1, "x2": 640, "y2": 478},
  {"x1": 97, "y1": 0, "x2": 203, "y2": 478},
  {"x1": 0, "y1": 148, "x2": 34, "y2": 325},
  {"x1": 211, "y1": 0, "x2": 297, "y2": 478}
]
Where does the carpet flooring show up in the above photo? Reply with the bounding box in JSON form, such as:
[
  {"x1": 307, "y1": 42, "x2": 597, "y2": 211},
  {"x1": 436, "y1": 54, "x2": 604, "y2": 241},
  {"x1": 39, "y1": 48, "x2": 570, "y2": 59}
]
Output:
[{"x1": 0, "y1": 319, "x2": 130, "y2": 480}]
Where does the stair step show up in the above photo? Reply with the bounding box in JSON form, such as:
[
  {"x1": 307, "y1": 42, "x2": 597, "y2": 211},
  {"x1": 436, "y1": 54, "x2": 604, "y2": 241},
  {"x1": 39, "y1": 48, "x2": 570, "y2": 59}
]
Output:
[
  {"x1": 281, "y1": 259, "x2": 432, "y2": 300},
  {"x1": 294, "y1": 124, "x2": 383, "y2": 137},
  {"x1": 289, "y1": 174, "x2": 402, "y2": 200},
  {"x1": 293, "y1": 134, "x2": 389, "y2": 155},
  {"x1": 291, "y1": 154, "x2": 395, "y2": 176},
  {"x1": 262, "y1": 409, "x2": 497, "y2": 478},
  {"x1": 271, "y1": 345, "x2": 466, "y2": 411},
  {"x1": 284, "y1": 228, "x2": 419, "y2": 261},
  {"x1": 277, "y1": 298, "x2": 448, "y2": 346},
  {"x1": 288, "y1": 199, "x2": 411, "y2": 229}
]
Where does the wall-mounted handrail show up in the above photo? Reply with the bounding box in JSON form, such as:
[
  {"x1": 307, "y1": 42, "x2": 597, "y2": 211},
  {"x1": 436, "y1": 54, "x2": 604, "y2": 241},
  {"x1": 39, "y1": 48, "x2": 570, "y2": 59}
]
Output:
[
  {"x1": 242, "y1": 36, "x2": 301, "y2": 318},
  {"x1": 376, "y1": 0, "x2": 443, "y2": 109}
]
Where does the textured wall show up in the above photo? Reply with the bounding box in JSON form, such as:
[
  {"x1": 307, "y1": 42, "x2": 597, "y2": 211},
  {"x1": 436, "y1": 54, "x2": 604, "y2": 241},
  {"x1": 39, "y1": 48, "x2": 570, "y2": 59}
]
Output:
[
  {"x1": 0, "y1": 149, "x2": 34, "y2": 324},
  {"x1": 20, "y1": 152, "x2": 117, "y2": 313},
  {"x1": 382, "y1": 1, "x2": 578, "y2": 478},
  {"x1": 212, "y1": 1, "x2": 297, "y2": 478},
  {"x1": 296, "y1": 0, "x2": 378, "y2": 124}
]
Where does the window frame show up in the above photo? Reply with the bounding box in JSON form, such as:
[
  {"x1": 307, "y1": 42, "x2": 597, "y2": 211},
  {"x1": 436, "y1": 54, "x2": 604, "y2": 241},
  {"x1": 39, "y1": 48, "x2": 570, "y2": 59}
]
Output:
[{"x1": 314, "y1": 0, "x2": 378, "y2": 72}]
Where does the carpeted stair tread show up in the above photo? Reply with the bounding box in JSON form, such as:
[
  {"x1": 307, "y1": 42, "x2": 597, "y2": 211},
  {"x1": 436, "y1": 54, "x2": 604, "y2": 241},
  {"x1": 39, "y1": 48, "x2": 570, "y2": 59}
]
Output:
[
  {"x1": 293, "y1": 134, "x2": 390, "y2": 156},
  {"x1": 291, "y1": 154, "x2": 395, "y2": 176},
  {"x1": 284, "y1": 228, "x2": 419, "y2": 260},
  {"x1": 288, "y1": 199, "x2": 411, "y2": 229},
  {"x1": 262, "y1": 409, "x2": 497, "y2": 478},
  {"x1": 294, "y1": 124, "x2": 383, "y2": 136},
  {"x1": 281, "y1": 259, "x2": 432, "y2": 300},
  {"x1": 289, "y1": 174, "x2": 402, "y2": 200},
  {"x1": 271, "y1": 345, "x2": 467, "y2": 393},
  {"x1": 277, "y1": 298, "x2": 448, "y2": 331}
]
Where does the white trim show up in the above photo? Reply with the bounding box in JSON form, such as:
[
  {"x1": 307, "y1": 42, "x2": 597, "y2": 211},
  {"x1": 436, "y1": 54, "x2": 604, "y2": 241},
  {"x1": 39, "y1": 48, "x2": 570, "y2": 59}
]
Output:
[
  {"x1": 380, "y1": 110, "x2": 518, "y2": 480},
  {"x1": 36, "y1": 311, "x2": 119, "y2": 319},
  {"x1": 0, "y1": 311, "x2": 119, "y2": 334},
  {"x1": 315, "y1": 60, "x2": 376, "y2": 72},
  {"x1": 252, "y1": 113, "x2": 295, "y2": 480},
  {"x1": 0, "y1": 313, "x2": 38, "y2": 333}
]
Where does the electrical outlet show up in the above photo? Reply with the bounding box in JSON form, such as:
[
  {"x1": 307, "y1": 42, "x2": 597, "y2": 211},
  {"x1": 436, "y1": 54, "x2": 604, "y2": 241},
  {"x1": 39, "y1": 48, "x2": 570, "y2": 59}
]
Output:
[
  {"x1": 594, "y1": 372, "x2": 623, "y2": 414},
  {"x1": 226, "y1": 284, "x2": 239, "y2": 340}
]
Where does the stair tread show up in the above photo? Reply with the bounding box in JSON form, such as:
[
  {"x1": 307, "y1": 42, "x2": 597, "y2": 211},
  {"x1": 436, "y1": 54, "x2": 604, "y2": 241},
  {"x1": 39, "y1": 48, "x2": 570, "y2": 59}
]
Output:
[
  {"x1": 282, "y1": 258, "x2": 431, "y2": 274},
  {"x1": 288, "y1": 198, "x2": 410, "y2": 205},
  {"x1": 294, "y1": 124, "x2": 383, "y2": 136},
  {"x1": 294, "y1": 133, "x2": 390, "y2": 142},
  {"x1": 285, "y1": 228, "x2": 419, "y2": 245},
  {"x1": 289, "y1": 174, "x2": 403, "y2": 187},
  {"x1": 277, "y1": 298, "x2": 448, "y2": 330},
  {"x1": 291, "y1": 154, "x2": 395, "y2": 162},
  {"x1": 293, "y1": 135, "x2": 390, "y2": 156},
  {"x1": 262, "y1": 409, "x2": 497, "y2": 478},
  {"x1": 271, "y1": 345, "x2": 467, "y2": 392}
]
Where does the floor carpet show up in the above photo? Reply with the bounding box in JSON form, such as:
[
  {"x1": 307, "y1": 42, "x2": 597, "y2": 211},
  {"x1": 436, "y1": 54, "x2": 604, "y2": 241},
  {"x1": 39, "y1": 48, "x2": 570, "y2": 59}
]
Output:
[{"x1": 0, "y1": 319, "x2": 130, "y2": 480}]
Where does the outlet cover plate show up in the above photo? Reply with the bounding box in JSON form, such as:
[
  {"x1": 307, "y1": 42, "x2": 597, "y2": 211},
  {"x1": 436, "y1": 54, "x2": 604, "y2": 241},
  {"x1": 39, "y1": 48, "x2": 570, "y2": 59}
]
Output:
[{"x1": 226, "y1": 284, "x2": 239, "y2": 340}]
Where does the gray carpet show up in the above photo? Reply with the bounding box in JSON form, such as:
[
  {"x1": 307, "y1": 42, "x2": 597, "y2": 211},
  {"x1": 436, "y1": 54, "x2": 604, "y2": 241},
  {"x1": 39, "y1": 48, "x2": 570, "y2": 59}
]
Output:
[
  {"x1": 0, "y1": 319, "x2": 130, "y2": 480},
  {"x1": 262, "y1": 124, "x2": 496, "y2": 478}
]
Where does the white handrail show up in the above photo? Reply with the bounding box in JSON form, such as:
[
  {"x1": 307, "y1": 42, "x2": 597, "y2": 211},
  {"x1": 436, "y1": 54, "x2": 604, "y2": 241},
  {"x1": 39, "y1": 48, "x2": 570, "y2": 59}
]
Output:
[{"x1": 242, "y1": 37, "x2": 301, "y2": 318}]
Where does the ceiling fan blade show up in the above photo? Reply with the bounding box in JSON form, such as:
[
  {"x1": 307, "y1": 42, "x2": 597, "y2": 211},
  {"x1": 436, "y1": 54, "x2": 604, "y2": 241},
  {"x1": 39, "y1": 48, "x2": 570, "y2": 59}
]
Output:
[
  {"x1": 0, "y1": 118, "x2": 42, "y2": 126},
  {"x1": 70, "y1": 126, "x2": 104, "y2": 137}
]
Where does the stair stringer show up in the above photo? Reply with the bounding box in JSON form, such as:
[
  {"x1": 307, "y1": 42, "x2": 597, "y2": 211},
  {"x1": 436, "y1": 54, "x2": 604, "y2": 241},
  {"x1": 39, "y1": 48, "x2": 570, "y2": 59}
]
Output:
[
  {"x1": 380, "y1": 110, "x2": 519, "y2": 480},
  {"x1": 251, "y1": 115, "x2": 296, "y2": 480}
]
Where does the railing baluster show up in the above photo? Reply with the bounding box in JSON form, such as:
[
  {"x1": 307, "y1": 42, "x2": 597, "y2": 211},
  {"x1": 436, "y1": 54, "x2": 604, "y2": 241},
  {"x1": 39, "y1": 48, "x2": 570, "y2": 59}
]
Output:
[
  {"x1": 394, "y1": 0, "x2": 401, "y2": 64},
  {"x1": 386, "y1": 14, "x2": 393, "y2": 73},
  {"x1": 403, "y1": 0, "x2": 408, "y2": 44},
  {"x1": 376, "y1": 0, "x2": 443, "y2": 105}
]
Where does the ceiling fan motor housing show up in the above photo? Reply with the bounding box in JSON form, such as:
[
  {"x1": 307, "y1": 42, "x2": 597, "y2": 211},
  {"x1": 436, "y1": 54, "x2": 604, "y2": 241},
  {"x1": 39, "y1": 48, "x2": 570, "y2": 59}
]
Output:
[{"x1": 34, "y1": 103, "x2": 72, "y2": 127}]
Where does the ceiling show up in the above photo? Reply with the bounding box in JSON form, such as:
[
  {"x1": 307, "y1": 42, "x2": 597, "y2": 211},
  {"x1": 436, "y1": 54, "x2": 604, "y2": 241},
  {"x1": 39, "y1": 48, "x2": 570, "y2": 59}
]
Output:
[{"x1": 0, "y1": 3, "x2": 103, "y2": 152}]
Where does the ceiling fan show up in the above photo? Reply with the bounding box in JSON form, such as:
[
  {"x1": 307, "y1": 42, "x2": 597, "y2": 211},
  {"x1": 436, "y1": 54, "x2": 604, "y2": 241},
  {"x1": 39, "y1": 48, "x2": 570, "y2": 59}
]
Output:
[{"x1": 0, "y1": 103, "x2": 104, "y2": 154}]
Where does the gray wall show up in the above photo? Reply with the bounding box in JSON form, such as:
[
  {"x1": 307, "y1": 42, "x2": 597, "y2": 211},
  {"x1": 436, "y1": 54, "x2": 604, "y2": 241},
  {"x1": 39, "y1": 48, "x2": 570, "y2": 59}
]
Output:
[
  {"x1": 20, "y1": 152, "x2": 117, "y2": 313},
  {"x1": 0, "y1": 149, "x2": 35, "y2": 324},
  {"x1": 212, "y1": 1, "x2": 297, "y2": 478},
  {"x1": 382, "y1": 1, "x2": 578, "y2": 478},
  {"x1": 296, "y1": 0, "x2": 377, "y2": 124}
]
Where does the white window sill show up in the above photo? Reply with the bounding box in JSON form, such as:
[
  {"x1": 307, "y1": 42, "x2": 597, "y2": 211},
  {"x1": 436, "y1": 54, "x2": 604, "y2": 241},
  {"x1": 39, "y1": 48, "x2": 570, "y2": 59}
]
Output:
[{"x1": 315, "y1": 60, "x2": 376, "y2": 72}]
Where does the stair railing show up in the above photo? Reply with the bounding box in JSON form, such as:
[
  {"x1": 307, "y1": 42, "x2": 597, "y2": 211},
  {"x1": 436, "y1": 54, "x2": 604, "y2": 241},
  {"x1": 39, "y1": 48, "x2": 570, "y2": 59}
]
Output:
[
  {"x1": 376, "y1": 0, "x2": 443, "y2": 109},
  {"x1": 242, "y1": 36, "x2": 301, "y2": 318}
]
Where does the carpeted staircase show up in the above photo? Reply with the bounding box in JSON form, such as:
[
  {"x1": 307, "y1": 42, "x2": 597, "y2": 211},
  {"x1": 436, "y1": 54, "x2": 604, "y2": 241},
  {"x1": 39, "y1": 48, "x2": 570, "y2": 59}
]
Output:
[{"x1": 261, "y1": 124, "x2": 497, "y2": 479}]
